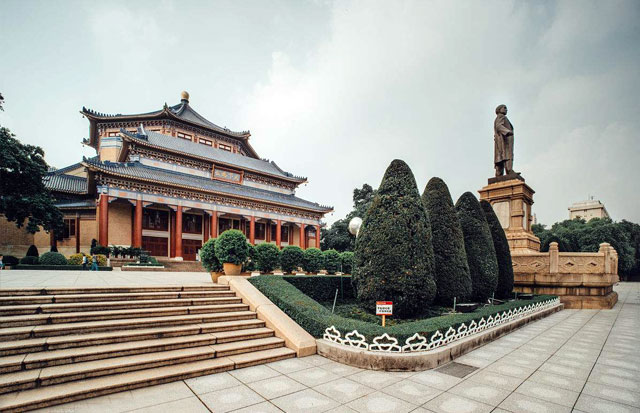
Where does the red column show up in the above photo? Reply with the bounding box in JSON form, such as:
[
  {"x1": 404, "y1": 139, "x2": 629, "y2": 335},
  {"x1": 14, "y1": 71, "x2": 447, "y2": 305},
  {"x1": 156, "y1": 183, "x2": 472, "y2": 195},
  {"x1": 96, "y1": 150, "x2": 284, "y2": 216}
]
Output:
[
  {"x1": 75, "y1": 214, "x2": 81, "y2": 253},
  {"x1": 175, "y1": 206, "x2": 183, "y2": 259},
  {"x1": 99, "y1": 195, "x2": 109, "y2": 246},
  {"x1": 50, "y1": 231, "x2": 57, "y2": 251},
  {"x1": 300, "y1": 224, "x2": 306, "y2": 249},
  {"x1": 133, "y1": 200, "x2": 143, "y2": 248},
  {"x1": 211, "y1": 212, "x2": 217, "y2": 238},
  {"x1": 266, "y1": 220, "x2": 271, "y2": 243},
  {"x1": 170, "y1": 210, "x2": 176, "y2": 258},
  {"x1": 249, "y1": 216, "x2": 255, "y2": 245},
  {"x1": 203, "y1": 214, "x2": 209, "y2": 241},
  {"x1": 315, "y1": 225, "x2": 320, "y2": 249},
  {"x1": 276, "y1": 220, "x2": 282, "y2": 249}
]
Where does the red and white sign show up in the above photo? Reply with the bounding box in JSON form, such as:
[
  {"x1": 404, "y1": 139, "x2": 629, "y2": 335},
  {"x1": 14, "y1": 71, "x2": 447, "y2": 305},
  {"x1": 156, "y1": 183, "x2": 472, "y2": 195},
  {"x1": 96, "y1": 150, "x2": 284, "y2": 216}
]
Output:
[{"x1": 376, "y1": 301, "x2": 393, "y2": 316}]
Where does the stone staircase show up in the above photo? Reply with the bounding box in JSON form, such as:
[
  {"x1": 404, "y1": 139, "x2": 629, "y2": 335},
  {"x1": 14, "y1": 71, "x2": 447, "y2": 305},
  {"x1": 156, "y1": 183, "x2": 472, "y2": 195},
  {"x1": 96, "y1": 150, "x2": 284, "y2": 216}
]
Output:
[{"x1": 0, "y1": 285, "x2": 295, "y2": 412}]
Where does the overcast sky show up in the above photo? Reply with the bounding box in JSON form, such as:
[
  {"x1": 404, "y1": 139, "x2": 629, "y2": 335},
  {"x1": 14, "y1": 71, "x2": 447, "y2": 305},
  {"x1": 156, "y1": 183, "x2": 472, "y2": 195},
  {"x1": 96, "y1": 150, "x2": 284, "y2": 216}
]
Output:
[{"x1": 1, "y1": 0, "x2": 639, "y2": 226}]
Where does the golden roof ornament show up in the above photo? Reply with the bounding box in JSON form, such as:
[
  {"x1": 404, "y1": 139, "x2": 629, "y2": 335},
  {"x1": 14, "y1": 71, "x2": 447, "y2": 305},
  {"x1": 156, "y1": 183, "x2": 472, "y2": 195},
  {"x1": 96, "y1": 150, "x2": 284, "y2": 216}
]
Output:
[{"x1": 181, "y1": 91, "x2": 189, "y2": 102}]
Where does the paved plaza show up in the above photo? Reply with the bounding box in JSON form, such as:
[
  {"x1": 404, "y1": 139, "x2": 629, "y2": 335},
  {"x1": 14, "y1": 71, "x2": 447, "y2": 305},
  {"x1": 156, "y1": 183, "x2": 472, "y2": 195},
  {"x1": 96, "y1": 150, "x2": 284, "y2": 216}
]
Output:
[{"x1": 1, "y1": 272, "x2": 638, "y2": 413}]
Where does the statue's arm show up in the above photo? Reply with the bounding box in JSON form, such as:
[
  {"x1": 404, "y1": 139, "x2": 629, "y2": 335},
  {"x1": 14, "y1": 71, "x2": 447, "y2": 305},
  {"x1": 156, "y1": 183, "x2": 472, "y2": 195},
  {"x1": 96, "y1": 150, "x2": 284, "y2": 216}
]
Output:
[{"x1": 496, "y1": 119, "x2": 513, "y2": 136}]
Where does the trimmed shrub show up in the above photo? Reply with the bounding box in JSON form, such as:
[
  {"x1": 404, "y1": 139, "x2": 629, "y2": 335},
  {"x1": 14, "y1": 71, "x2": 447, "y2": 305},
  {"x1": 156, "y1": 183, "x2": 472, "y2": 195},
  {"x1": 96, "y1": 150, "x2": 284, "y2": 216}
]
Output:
[
  {"x1": 26, "y1": 245, "x2": 39, "y2": 257},
  {"x1": 323, "y1": 249, "x2": 341, "y2": 274},
  {"x1": 39, "y1": 251, "x2": 68, "y2": 266},
  {"x1": 214, "y1": 230, "x2": 249, "y2": 265},
  {"x1": 93, "y1": 254, "x2": 108, "y2": 267},
  {"x1": 303, "y1": 248, "x2": 325, "y2": 273},
  {"x1": 245, "y1": 243, "x2": 257, "y2": 272},
  {"x1": 249, "y1": 275, "x2": 555, "y2": 341},
  {"x1": 20, "y1": 256, "x2": 39, "y2": 265},
  {"x1": 455, "y1": 192, "x2": 499, "y2": 302},
  {"x1": 422, "y1": 177, "x2": 473, "y2": 306},
  {"x1": 281, "y1": 246, "x2": 304, "y2": 274},
  {"x1": 283, "y1": 275, "x2": 355, "y2": 301},
  {"x1": 90, "y1": 244, "x2": 110, "y2": 256},
  {"x1": 254, "y1": 243, "x2": 281, "y2": 273},
  {"x1": 353, "y1": 159, "x2": 436, "y2": 318},
  {"x1": 480, "y1": 200, "x2": 514, "y2": 299},
  {"x1": 200, "y1": 238, "x2": 222, "y2": 272},
  {"x1": 2, "y1": 255, "x2": 19, "y2": 266},
  {"x1": 340, "y1": 251, "x2": 355, "y2": 274},
  {"x1": 68, "y1": 253, "x2": 89, "y2": 266}
]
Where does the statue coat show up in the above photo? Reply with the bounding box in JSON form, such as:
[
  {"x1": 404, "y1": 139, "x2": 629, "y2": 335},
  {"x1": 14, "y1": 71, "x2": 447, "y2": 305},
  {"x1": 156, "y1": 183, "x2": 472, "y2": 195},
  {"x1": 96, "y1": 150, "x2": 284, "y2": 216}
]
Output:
[{"x1": 494, "y1": 114, "x2": 514, "y2": 164}]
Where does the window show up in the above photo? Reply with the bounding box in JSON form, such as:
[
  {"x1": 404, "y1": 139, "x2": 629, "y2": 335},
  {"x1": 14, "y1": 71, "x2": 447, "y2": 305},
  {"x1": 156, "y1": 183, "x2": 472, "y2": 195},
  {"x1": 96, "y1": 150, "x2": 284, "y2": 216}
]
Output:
[
  {"x1": 270, "y1": 223, "x2": 277, "y2": 241},
  {"x1": 177, "y1": 132, "x2": 192, "y2": 140},
  {"x1": 218, "y1": 143, "x2": 232, "y2": 152},
  {"x1": 63, "y1": 219, "x2": 76, "y2": 238},
  {"x1": 199, "y1": 138, "x2": 212, "y2": 146},
  {"x1": 107, "y1": 131, "x2": 118, "y2": 137},
  {"x1": 219, "y1": 218, "x2": 240, "y2": 234},
  {"x1": 142, "y1": 209, "x2": 169, "y2": 231},
  {"x1": 255, "y1": 223, "x2": 266, "y2": 240},
  {"x1": 182, "y1": 213, "x2": 203, "y2": 234},
  {"x1": 282, "y1": 225, "x2": 290, "y2": 243}
]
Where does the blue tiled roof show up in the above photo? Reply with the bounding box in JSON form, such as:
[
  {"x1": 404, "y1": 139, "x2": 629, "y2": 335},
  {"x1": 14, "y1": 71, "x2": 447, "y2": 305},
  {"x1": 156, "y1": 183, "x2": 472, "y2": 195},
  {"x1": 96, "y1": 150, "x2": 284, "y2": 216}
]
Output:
[
  {"x1": 44, "y1": 174, "x2": 88, "y2": 194},
  {"x1": 122, "y1": 130, "x2": 306, "y2": 182},
  {"x1": 84, "y1": 158, "x2": 332, "y2": 213}
]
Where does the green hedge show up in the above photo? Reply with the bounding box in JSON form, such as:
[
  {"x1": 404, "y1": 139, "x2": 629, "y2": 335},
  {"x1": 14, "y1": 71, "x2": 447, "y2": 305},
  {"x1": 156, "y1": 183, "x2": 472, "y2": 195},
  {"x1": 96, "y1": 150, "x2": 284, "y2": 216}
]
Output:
[
  {"x1": 39, "y1": 252, "x2": 68, "y2": 266},
  {"x1": 282, "y1": 275, "x2": 354, "y2": 301},
  {"x1": 20, "y1": 256, "x2": 39, "y2": 265},
  {"x1": 13, "y1": 265, "x2": 113, "y2": 271},
  {"x1": 323, "y1": 249, "x2": 341, "y2": 274},
  {"x1": 249, "y1": 275, "x2": 555, "y2": 342},
  {"x1": 281, "y1": 246, "x2": 304, "y2": 274}
]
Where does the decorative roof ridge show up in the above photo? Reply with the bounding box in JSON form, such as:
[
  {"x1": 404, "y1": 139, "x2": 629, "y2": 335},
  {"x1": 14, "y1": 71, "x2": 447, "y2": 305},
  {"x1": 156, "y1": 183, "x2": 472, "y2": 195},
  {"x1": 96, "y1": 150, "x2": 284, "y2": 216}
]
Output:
[{"x1": 119, "y1": 129, "x2": 307, "y2": 183}]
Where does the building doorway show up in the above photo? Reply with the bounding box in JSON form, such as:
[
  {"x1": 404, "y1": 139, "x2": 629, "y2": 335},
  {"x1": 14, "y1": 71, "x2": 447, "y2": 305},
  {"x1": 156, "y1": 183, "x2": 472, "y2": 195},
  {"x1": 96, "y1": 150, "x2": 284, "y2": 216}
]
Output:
[{"x1": 182, "y1": 239, "x2": 202, "y2": 261}]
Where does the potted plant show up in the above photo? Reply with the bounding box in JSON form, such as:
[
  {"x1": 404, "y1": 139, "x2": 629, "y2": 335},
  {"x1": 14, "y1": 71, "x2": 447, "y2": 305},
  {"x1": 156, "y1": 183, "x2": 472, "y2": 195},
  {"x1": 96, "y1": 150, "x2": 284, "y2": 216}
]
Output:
[
  {"x1": 214, "y1": 230, "x2": 249, "y2": 276},
  {"x1": 200, "y1": 238, "x2": 222, "y2": 282}
]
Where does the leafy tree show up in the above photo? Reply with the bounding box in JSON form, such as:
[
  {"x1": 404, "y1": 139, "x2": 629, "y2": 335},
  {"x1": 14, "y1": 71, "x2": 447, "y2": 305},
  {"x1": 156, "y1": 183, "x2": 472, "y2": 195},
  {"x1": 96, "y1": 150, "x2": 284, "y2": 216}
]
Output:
[
  {"x1": 353, "y1": 159, "x2": 436, "y2": 318},
  {"x1": 26, "y1": 245, "x2": 39, "y2": 257},
  {"x1": 214, "y1": 230, "x2": 249, "y2": 265},
  {"x1": 455, "y1": 192, "x2": 499, "y2": 302},
  {"x1": 281, "y1": 246, "x2": 304, "y2": 274},
  {"x1": 200, "y1": 238, "x2": 222, "y2": 272},
  {"x1": 323, "y1": 249, "x2": 341, "y2": 274},
  {"x1": 340, "y1": 251, "x2": 355, "y2": 274},
  {"x1": 302, "y1": 248, "x2": 325, "y2": 273},
  {"x1": 254, "y1": 243, "x2": 280, "y2": 273},
  {"x1": 0, "y1": 127, "x2": 63, "y2": 235},
  {"x1": 480, "y1": 200, "x2": 514, "y2": 299},
  {"x1": 422, "y1": 177, "x2": 472, "y2": 305}
]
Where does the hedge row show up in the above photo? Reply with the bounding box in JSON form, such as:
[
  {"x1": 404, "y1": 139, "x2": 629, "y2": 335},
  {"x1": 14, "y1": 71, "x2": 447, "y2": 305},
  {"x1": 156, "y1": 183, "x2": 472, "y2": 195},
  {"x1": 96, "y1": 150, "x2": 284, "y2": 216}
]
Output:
[
  {"x1": 282, "y1": 276, "x2": 355, "y2": 302},
  {"x1": 249, "y1": 275, "x2": 555, "y2": 342},
  {"x1": 12, "y1": 265, "x2": 113, "y2": 271}
]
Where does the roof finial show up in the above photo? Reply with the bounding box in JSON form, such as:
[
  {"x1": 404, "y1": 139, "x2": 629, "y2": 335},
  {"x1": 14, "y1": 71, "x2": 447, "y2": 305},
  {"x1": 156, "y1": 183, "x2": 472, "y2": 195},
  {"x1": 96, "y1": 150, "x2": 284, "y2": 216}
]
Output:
[{"x1": 181, "y1": 91, "x2": 189, "y2": 103}]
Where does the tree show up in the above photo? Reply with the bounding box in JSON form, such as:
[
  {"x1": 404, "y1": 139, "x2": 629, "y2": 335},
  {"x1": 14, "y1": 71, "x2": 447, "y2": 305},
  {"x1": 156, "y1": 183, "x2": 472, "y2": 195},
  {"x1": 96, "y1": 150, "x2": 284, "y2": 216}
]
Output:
[
  {"x1": 455, "y1": 192, "x2": 499, "y2": 302},
  {"x1": 254, "y1": 243, "x2": 280, "y2": 273},
  {"x1": 422, "y1": 177, "x2": 472, "y2": 305},
  {"x1": 0, "y1": 127, "x2": 63, "y2": 234},
  {"x1": 353, "y1": 159, "x2": 436, "y2": 318},
  {"x1": 281, "y1": 246, "x2": 304, "y2": 274},
  {"x1": 480, "y1": 200, "x2": 514, "y2": 299},
  {"x1": 200, "y1": 238, "x2": 222, "y2": 272},
  {"x1": 303, "y1": 248, "x2": 325, "y2": 273},
  {"x1": 214, "y1": 230, "x2": 249, "y2": 265},
  {"x1": 323, "y1": 249, "x2": 341, "y2": 274}
]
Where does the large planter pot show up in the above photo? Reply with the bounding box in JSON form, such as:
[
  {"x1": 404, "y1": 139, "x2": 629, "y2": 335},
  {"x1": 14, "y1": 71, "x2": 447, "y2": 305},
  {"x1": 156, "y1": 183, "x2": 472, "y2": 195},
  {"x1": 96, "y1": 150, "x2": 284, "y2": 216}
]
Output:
[
  {"x1": 210, "y1": 272, "x2": 223, "y2": 283},
  {"x1": 223, "y1": 263, "x2": 242, "y2": 276}
]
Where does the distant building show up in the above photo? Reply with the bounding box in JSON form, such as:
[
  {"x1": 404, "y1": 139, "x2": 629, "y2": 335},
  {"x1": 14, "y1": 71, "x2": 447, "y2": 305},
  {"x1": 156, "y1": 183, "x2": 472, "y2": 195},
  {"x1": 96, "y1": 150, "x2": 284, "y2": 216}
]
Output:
[{"x1": 568, "y1": 199, "x2": 609, "y2": 221}]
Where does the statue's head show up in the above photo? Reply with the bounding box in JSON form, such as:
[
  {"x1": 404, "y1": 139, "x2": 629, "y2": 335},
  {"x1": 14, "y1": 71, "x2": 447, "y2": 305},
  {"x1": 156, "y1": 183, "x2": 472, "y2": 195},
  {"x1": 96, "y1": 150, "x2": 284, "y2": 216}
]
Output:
[{"x1": 495, "y1": 104, "x2": 507, "y2": 115}]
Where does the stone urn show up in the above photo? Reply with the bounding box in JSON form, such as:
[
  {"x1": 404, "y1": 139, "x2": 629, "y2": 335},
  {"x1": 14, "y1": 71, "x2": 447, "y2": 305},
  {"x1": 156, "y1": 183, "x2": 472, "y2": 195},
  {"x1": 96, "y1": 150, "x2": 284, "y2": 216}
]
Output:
[{"x1": 223, "y1": 263, "x2": 242, "y2": 276}]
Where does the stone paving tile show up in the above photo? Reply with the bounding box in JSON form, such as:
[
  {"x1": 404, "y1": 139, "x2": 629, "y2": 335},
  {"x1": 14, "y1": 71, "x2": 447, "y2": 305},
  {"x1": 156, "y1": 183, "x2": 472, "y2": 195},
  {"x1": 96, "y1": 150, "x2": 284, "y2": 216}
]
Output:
[
  {"x1": 526, "y1": 370, "x2": 586, "y2": 393},
  {"x1": 498, "y1": 392, "x2": 571, "y2": 413},
  {"x1": 451, "y1": 353, "x2": 494, "y2": 368},
  {"x1": 267, "y1": 357, "x2": 314, "y2": 374},
  {"x1": 573, "y1": 393, "x2": 640, "y2": 413},
  {"x1": 588, "y1": 371, "x2": 640, "y2": 391},
  {"x1": 199, "y1": 384, "x2": 265, "y2": 413},
  {"x1": 484, "y1": 361, "x2": 536, "y2": 379},
  {"x1": 380, "y1": 379, "x2": 442, "y2": 405},
  {"x1": 408, "y1": 370, "x2": 462, "y2": 391},
  {"x1": 127, "y1": 396, "x2": 210, "y2": 413},
  {"x1": 229, "y1": 364, "x2": 282, "y2": 384},
  {"x1": 422, "y1": 392, "x2": 493, "y2": 413},
  {"x1": 349, "y1": 370, "x2": 404, "y2": 390},
  {"x1": 318, "y1": 359, "x2": 364, "y2": 376},
  {"x1": 590, "y1": 363, "x2": 639, "y2": 380},
  {"x1": 538, "y1": 361, "x2": 592, "y2": 380},
  {"x1": 582, "y1": 381, "x2": 640, "y2": 408},
  {"x1": 247, "y1": 375, "x2": 307, "y2": 399},
  {"x1": 346, "y1": 391, "x2": 417, "y2": 413},
  {"x1": 515, "y1": 380, "x2": 580, "y2": 408},
  {"x1": 270, "y1": 388, "x2": 340, "y2": 413},
  {"x1": 184, "y1": 371, "x2": 243, "y2": 394},
  {"x1": 448, "y1": 380, "x2": 511, "y2": 406},
  {"x1": 229, "y1": 401, "x2": 284, "y2": 413},
  {"x1": 303, "y1": 354, "x2": 334, "y2": 367},
  {"x1": 466, "y1": 370, "x2": 524, "y2": 392},
  {"x1": 287, "y1": 366, "x2": 341, "y2": 387},
  {"x1": 499, "y1": 354, "x2": 546, "y2": 369},
  {"x1": 313, "y1": 377, "x2": 376, "y2": 404},
  {"x1": 324, "y1": 406, "x2": 359, "y2": 413}
]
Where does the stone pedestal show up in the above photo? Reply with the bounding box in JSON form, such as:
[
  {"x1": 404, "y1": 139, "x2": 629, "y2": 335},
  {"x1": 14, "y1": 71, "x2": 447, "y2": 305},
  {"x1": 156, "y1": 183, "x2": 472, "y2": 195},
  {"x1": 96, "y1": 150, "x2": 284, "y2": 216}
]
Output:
[{"x1": 478, "y1": 174, "x2": 540, "y2": 254}]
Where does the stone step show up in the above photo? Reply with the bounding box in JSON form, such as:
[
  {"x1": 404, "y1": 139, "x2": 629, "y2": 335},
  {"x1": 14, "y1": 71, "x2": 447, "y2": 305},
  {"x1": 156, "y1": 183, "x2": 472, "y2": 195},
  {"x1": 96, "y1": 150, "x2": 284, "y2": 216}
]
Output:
[
  {"x1": 0, "y1": 311, "x2": 258, "y2": 341},
  {"x1": 0, "y1": 337, "x2": 286, "y2": 393},
  {"x1": 0, "y1": 303, "x2": 251, "y2": 327},
  {"x1": 0, "y1": 290, "x2": 235, "y2": 305},
  {"x1": 0, "y1": 328, "x2": 275, "y2": 372},
  {"x1": 0, "y1": 347, "x2": 296, "y2": 412},
  {"x1": 0, "y1": 297, "x2": 243, "y2": 316},
  {"x1": 0, "y1": 285, "x2": 227, "y2": 297},
  {"x1": 0, "y1": 319, "x2": 267, "y2": 357}
]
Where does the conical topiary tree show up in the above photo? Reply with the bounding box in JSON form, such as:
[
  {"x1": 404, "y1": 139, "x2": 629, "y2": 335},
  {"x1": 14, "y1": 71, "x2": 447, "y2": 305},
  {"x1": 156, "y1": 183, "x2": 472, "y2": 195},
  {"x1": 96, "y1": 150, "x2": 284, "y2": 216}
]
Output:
[
  {"x1": 353, "y1": 159, "x2": 436, "y2": 318},
  {"x1": 422, "y1": 177, "x2": 472, "y2": 305},
  {"x1": 455, "y1": 192, "x2": 499, "y2": 302},
  {"x1": 480, "y1": 200, "x2": 514, "y2": 299}
]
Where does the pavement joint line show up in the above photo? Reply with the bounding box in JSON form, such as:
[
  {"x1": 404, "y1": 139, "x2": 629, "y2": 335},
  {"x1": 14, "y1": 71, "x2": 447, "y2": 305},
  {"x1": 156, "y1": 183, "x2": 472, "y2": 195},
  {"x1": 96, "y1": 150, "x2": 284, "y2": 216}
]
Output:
[{"x1": 183, "y1": 375, "x2": 215, "y2": 413}]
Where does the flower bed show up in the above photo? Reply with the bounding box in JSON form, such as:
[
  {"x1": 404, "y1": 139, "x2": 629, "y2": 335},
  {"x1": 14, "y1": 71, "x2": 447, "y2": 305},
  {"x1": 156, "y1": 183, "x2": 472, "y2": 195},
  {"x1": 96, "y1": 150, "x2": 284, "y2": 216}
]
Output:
[{"x1": 248, "y1": 275, "x2": 556, "y2": 347}]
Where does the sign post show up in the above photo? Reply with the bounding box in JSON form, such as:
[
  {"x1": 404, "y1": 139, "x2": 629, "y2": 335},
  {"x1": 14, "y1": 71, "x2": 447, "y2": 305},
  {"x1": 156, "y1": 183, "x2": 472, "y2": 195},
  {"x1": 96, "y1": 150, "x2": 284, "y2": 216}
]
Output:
[{"x1": 376, "y1": 301, "x2": 393, "y2": 327}]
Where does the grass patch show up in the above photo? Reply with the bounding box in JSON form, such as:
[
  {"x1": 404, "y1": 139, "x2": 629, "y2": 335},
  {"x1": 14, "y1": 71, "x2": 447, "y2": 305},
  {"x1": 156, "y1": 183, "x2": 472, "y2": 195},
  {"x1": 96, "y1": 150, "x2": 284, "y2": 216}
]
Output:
[{"x1": 249, "y1": 275, "x2": 556, "y2": 342}]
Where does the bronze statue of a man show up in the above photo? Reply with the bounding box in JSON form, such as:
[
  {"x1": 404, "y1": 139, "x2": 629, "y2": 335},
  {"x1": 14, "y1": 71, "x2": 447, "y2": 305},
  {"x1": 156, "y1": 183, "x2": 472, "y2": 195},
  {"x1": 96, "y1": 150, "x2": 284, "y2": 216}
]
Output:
[{"x1": 493, "y1": 104, "x2": 515, "y2": 176}]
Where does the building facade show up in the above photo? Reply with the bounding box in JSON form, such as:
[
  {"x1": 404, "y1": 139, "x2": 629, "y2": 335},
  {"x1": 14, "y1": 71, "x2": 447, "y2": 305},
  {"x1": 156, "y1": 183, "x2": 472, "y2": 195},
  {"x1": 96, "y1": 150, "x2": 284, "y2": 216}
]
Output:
[
  {"x1": 568, "y1": 199, "x2": 609, "y2": 221},
  {"x1": 2, "y1": 92, "x2": 332, "y2": 260}
]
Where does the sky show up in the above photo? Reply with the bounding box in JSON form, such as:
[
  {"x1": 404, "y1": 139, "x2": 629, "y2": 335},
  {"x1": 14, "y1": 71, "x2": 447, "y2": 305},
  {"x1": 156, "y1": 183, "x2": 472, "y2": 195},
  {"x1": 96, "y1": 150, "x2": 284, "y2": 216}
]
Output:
[{"x1": 1, "y1": 0, "x2": 639, "y2": 227}]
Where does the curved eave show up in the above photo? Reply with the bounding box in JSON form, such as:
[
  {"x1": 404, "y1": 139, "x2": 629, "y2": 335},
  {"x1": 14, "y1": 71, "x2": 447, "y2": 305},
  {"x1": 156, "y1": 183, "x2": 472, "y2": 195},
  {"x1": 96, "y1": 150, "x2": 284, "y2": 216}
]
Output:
[
  {"x1": 82, "y1": 162, "x2": 331, "y2": 215},
  {"x1": 120, "y1": 133, "x2": 307, "y2": 185}
]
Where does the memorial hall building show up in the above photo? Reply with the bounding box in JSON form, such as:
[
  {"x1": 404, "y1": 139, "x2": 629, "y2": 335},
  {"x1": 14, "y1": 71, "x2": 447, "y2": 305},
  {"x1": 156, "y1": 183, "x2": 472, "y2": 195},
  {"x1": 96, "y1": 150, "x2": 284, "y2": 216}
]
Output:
[{"x1": 2, "y1": 92, "x2": 332, "y2": 260}]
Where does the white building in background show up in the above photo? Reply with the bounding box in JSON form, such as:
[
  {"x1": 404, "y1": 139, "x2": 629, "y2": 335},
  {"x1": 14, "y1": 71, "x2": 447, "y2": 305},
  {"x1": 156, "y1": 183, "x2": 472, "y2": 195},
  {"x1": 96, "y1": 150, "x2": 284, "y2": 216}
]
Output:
[{"x1": 569, "y1": 198, "x2": 610, "y2": 221}]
